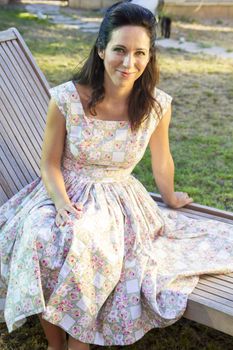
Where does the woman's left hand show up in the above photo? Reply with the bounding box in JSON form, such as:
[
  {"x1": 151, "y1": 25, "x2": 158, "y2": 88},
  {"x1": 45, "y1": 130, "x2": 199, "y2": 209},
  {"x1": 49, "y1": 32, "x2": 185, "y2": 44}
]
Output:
[{"x1": 167, "y1": 192, "x2": 193, "y2": 209}]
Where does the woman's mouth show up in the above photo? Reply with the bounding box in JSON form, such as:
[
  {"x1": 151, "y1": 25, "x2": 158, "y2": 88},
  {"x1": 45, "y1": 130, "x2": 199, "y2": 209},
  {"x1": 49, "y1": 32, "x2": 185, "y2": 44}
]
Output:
[{"x1": 117, "y1": 70, "x2": 136, "y2": 78}]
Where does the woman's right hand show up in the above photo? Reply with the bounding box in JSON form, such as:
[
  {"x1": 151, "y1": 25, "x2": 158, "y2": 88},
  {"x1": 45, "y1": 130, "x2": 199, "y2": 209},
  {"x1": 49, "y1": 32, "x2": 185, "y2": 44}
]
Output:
[
  {"x1": 55, "y1": 202, "x2": 83, "y2": 227},
  {"x1": 167, "y1": 191, "x2": 193, "y2": 209}
]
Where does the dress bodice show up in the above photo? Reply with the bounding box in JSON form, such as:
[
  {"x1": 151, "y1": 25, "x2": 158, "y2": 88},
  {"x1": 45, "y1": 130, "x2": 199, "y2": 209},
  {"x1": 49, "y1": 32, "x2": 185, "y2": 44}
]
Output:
[{"x1": 49, "y1": 81, "x2": 172, "y2": 182}]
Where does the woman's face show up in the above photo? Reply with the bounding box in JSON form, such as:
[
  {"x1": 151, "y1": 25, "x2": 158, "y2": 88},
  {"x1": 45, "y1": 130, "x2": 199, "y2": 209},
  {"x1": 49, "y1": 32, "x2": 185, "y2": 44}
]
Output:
[{"x1": 99, "y1": 25, "x2": 151, "y2": 90}]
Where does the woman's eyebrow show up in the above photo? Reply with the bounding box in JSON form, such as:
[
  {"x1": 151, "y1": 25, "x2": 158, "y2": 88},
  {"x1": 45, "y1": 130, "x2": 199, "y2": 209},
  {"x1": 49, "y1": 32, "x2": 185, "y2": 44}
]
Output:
[{"x1": 113, "y1": 44, "x2": 148, "y2": 50}]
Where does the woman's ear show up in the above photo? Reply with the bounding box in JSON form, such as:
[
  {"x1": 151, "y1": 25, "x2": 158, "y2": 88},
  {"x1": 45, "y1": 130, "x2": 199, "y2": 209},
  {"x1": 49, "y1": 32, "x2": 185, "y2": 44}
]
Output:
[{"x1": 98, "y1": 50, "x2": 105, "y2": 60}]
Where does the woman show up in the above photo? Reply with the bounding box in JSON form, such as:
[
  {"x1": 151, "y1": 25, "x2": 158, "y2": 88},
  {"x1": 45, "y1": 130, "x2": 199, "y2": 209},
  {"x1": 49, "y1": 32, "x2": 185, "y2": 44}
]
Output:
[{"x1": 0, "y1": 1, "x2": 233, "y2": 350}]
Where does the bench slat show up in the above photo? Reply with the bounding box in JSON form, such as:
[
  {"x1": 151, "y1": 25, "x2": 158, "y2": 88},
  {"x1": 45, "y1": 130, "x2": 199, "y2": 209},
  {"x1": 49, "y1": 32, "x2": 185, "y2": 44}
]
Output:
[
  {"x1": 201, "y1": 275, "x2": 233, "y2": 290},
  {"x1": 0, "y1": 156, "x2": 18, "y2": 195},
  {"x1": 0, "y1": 94, "x2": 40, "y2": 178},
  {"x1": 11, "y1": 28, "x2": 50, "y2": 94},
  {"x1": 0, "y1": 68, "x2": 42, "y2": 163},
  {"x1": 155, "y1": 201, "x2": 233, "y2": 224},
  {"x1": 0, "y1": 134, "x2": 27, "y2": 189},
  {"x1": 0, "y1": 121, "x2": 34, "y2": 184},
  {"x1": 205, "y1": 273, "x2": 233, "y2": 282},
  {"x1": 0, "y1": 187, "x2": 9, "y2": 204},
  {"x1": 150, "y1": 192, "x2": 233, "y2": 222},
  {"x1": 0, "y1": 44, "x2": 44, "y2": 147},
  {"x1": 6, "y1": 40, "x2": 47, "y2": 130},
  {"x1": 0, "y1": 28, "x2": 17, "y2": 42},
  {"x1": 195, "y1": 282, "x2": 233, "y2": 302},
  {"x1": 191, "y1": 287, "x2": 233, "y2": 308},
  {"x1": 6, "y1": 42, "x2": 48, "y2": 128},
  {"x1": 12, "y1": 40, "x2": 49, "y2": 112}
]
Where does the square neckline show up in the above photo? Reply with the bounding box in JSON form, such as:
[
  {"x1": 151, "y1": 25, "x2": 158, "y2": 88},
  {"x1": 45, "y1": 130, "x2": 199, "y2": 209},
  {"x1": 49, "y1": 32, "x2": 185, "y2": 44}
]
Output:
[{"x1": 71, "y1": 81, "x2": 130, "y2": 124}]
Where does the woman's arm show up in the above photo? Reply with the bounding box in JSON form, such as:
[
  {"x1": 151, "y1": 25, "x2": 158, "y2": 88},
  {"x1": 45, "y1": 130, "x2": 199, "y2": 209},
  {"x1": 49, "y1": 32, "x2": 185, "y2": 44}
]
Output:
[
  {"x1": 149, "y1": 105, "x2": 193, "y2": 208},
  {"x1": 40, "y1": 99, "x2": 82, "y2": 225}
]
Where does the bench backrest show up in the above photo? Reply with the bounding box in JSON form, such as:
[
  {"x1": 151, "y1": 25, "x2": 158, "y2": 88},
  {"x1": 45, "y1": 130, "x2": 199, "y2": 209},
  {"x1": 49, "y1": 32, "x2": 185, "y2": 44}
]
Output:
[{"x1": 0, "y1": 27, "x2": 50, "y2": 206}]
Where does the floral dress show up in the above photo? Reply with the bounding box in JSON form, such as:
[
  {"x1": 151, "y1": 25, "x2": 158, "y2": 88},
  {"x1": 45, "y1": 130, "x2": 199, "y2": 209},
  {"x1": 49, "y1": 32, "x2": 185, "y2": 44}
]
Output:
[{"x1": 0, "y1": 81, "x2": 233, "y2": 346}]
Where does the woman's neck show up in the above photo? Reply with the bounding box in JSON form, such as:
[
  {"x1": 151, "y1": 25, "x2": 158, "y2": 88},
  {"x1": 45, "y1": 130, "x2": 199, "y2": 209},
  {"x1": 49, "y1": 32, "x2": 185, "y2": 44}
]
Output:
[
  {"x1": 104, "y1": 90, "x2": 130, "y2": 106},
  {"x1": 104, "y1": 77, "x2": 133, "y2": 105}
]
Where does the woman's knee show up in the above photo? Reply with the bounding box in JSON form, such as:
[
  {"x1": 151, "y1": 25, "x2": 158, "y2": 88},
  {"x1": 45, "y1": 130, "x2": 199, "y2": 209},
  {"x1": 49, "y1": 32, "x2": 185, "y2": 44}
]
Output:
[{"x1": 68, "y1": 336, "x2": 90, "y2": 350}]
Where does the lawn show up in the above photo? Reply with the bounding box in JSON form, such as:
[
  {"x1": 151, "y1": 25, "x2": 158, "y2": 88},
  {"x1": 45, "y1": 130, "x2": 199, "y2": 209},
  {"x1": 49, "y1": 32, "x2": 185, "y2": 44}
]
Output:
[
  {"x1": 0, "y1": 4, "x2": 233, "y2": 350},
  {"x1": 171, "y1": 20, "x2": 233, "y2": 51}
]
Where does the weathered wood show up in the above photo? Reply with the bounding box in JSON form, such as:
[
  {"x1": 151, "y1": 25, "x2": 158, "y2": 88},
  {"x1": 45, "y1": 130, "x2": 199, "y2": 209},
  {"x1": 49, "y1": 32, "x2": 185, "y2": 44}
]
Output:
[
  {"x1": 150, "y1": 192, "x2": 233, "y2": 223},
  {"x1": 184, "y1": 297, "x2": 233, "y2": 336},
  {"x1": 0, "y1": 27, "x2": 50, "y2": 206},
  {"x1": 0, "y1": 94, "x2": 40, "y2": 182},
  {"x1": 0, "y1": 29, "x2": 16, "y2": 42}
]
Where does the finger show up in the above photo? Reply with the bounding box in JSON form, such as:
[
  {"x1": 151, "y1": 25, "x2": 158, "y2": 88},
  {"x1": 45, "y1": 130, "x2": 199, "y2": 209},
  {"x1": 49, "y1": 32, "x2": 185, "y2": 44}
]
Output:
[
  {"x1": 61, "y1": 210, "x2": 71, "y2": 223},
  {"x1": 62, "y1": 207, "x2": 82, "y2": 222},
  {"x1": 55, "y1": 212, "x2": 65, "y2": 227},
  {"x1": 68, "y1": 205, "x2": 83, "y2": 217},
  {"x1": 175, "y1": 197, "x2": 192, "y2": 209},
  {"x1": 63, "y1": 203, "x2": 80, "y2": 214},
  {"x1": 182, "y1": 198, "x2": 193, "y2": 207},
  {"x1": 55, "y1": 214, "x2": 60, "y2": 227},
  {"x1": 187, "y1": 197, "x2": 193, "y2": 204},
  {"x1": 58, "y1": 206, "x2": 74, "y2": 219},
  {"x1": 56, "y1": 210, "x2": 69, "y2": 226},
  {"x1": 69, "y1": 203, "x2": 83, "y2": 217},
  {"x1": 73, "y1": 202, "x2": 83, "y2": 211}
]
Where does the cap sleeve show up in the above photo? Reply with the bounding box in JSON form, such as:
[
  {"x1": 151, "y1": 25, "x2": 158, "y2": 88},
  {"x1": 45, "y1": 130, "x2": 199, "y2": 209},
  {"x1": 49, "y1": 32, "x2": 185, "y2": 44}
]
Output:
[
  {"x1": 155, "y1": 88, "x2": 173, "y2": 117},
  {"x1": 147, "y1": 88, "x2": 173, "y2": 133},
  {"x1": 49, "y1": 82, "x2": 71, "y2": 119}
]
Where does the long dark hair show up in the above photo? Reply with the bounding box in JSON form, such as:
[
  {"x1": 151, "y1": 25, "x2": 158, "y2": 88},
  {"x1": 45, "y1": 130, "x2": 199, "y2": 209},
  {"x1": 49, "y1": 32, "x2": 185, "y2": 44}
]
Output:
[{"x1": 73, "y1": 1, "x2": 161, "y2": 132}]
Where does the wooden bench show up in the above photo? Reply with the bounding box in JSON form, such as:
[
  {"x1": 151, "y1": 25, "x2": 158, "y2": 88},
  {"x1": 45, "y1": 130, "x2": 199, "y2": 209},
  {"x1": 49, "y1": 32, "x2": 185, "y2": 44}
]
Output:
[
  {"x1": 0, "y1": 27, "x2": 50, "y2": 204},
  {"x1": 1, "y1": 27, "x2": 233, "y2": 337}
]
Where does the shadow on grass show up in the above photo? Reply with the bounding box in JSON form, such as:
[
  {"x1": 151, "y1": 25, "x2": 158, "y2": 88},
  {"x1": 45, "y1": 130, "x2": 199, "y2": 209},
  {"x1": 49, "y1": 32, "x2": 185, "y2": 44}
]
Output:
[{"x1": 1, "y1": 316, "x2": 233, "y2": 350}]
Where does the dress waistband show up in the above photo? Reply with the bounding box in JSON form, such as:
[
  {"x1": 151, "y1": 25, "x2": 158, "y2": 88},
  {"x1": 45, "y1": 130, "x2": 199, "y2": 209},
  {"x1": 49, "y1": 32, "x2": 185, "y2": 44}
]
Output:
[{"x1": 62, "y1": 161, "x2": 133, "y2": 183}]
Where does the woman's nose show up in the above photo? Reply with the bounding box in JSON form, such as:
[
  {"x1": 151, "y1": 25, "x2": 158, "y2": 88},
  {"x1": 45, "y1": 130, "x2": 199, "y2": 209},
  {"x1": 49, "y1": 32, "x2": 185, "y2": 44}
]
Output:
[{"x1": 122, "y1": 53, "x2": 134, "y2": 68}]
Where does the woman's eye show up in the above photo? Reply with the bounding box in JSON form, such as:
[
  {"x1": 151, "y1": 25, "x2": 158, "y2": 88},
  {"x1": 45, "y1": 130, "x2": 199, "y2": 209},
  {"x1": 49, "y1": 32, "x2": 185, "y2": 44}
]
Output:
[
  {"x1": 114, "y1": 48, "x2": 124, "y2": 53},
  {"x1": 136, "y1": 51, "x2": 146, "y2": 56}
]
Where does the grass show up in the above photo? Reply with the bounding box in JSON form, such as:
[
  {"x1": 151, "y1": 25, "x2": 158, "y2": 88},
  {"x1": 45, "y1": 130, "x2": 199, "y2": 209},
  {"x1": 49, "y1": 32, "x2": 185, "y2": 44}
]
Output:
[
  {"x1": 170, "y1": 19, "x2": 233, "y2": 51},
  {"x1": 0, "y1": 4, "x2": 95, "y2": 85},
  {"x1": 0, "y1": 4, "x2": 233, "y2": 350},
  {"x1": 138, "y1": 49, "x2": 233, "y2": 211}
]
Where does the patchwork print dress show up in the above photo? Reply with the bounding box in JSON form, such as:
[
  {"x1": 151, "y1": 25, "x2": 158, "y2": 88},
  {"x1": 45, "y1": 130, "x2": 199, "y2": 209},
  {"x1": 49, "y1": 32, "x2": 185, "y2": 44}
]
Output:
[{"x1": 0, "y1": 81, "x2": 233, "y2": 346}]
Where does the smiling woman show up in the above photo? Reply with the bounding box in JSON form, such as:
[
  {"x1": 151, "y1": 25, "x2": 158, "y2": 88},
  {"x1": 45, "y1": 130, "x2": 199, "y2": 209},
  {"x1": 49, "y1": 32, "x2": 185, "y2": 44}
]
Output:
[
  {"x1": 73, "y1": 1, "x2": 161, "y2": 130},
  {"x1": 1, "y1": 1, "x2": 233, "y2": 350},
  {"x1": 100, "y1": 26, "x2": 150, "y2": 87}
]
